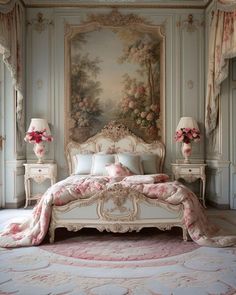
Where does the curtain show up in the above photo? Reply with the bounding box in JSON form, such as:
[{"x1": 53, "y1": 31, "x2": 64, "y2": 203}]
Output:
[
  {"x1": 205, "y1": 0, "x2": 236, "y2": 135},
  {"x1": 0, "y1": 0, "x2": 24, "y2": 135}
]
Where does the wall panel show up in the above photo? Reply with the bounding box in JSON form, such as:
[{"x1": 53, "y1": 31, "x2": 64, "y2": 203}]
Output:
[{"x1": 26, "y1": 7, "x2": 206, "y2": 182}]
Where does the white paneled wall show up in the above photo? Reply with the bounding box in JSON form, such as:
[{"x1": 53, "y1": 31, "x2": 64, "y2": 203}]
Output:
[
  {"x1": 1, "y1": 62, "x2": 25, "y2": 208},
  {"x1": 204, "y1": 2, "x2": 236, "y2": 209},
  {"x1": 11, "y1": 5, "x2": 231, "y2": 209},
  {"x1": 230, "y1": 59, "x2": 236, "y2": 209},
  {"x1": 24, "y1": 7, "x2": 206, "y2": 200}
]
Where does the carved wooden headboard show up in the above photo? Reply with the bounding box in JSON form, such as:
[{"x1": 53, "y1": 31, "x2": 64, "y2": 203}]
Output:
[{"x1": 66, "y1": 121, "x2": 165, "y2": 175}]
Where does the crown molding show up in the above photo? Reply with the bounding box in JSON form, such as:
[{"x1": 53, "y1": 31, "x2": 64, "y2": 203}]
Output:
[{"x1": 21, "y1": 0, "x2": 213, "y2": 9}]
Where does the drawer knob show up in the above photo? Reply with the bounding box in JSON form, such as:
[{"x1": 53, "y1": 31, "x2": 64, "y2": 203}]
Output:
[
  {"x1": 189, "y1": 169, "x2": 192, "y2": 172},
  {"x1": 38, "y1": 169, "x2": 42, "y2": 172}
]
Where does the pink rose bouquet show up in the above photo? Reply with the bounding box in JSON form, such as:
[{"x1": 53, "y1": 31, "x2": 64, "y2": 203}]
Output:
[
  {"x1": 175, "y1": 128, "x2": 200, "y2": 144},
  {"x1": 24, "y1": 129, "x2": 53, "y2": 144}
]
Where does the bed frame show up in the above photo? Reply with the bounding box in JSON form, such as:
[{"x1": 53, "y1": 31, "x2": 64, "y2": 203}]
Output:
[{"x1": 49, "y1": 121, "x2": 187, "y2": 243}]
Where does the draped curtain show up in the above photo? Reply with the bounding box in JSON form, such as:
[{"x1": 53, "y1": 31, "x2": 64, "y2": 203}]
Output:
[
  {"x1": 205, "y1": 0, "x2": 236, "y2": 135},
  {"x1": 0, "y1": 0, "x2": 24, "y2": 134}
]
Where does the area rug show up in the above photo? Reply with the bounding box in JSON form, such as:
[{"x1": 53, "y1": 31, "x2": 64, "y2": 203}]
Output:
[{"x1": 0, "y1": 210, "x2": 236, "y2": 295}]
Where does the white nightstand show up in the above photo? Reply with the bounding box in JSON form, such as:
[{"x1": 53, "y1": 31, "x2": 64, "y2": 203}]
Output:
[
  {"x1": 171, "y1": 162, "x2": 207, "y2": 207},
  {"x1": 24, "y1": 163, "x2": 57, "y2": 208}
]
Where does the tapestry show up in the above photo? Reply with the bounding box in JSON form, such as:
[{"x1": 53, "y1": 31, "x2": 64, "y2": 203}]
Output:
[{"x1": 65, "y1": 11, "x2": 165, "y2": 144}]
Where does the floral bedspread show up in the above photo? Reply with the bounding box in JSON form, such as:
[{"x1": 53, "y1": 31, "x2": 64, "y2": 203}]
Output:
[{"x1": 0, "y1": 174, "x2": 236, "y2": 248}]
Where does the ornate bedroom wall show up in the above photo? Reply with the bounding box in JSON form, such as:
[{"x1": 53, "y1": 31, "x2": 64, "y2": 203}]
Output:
[
  {"x1": 20, "y1": 4, "x2": 235, "y2": 209},
  {"x1": 25, "y1": 7, "x2": 205, "y2": 173}
]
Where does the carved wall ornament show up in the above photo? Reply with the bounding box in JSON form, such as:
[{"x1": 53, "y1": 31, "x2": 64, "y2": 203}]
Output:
[
  {"x1": 178, "y1": 14, "x2": 204, "y2": 32},
  {"x1": 28, "y1": 12, "x2": 54, "y2": 33},
  {"x1": 84, "y1": 8, "x2": 151, "y2": 26},
  {"x1": 36, "y1": 79, "x2": 43, "y2": 89},
  {"x1": 187, "y1": 80, "x2": 194, "y2": 89}
]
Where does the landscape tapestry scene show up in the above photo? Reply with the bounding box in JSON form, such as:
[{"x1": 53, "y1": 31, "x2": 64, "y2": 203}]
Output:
[{"x1": 67, "y1": 25, "x2": 164, "y2": 143}]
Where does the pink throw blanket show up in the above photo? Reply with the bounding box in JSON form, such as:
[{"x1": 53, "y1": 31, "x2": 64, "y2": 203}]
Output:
[{"x1": 0, "y1": 174, "x2": 235, "y2": 248}]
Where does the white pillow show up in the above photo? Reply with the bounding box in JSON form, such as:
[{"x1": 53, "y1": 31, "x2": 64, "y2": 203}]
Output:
[
  {"x1": 140, "y1": 154, "x2": 159, "y2": 174},
  {"x1": 91, "y1": 154, "x2": 115, "y2": 175},
  {"x1": 117, "y1": 154, "x2": 143, "y2": 175},
  {"x1": 74, "y1": 154, "x2": 93, "y2": 175}
]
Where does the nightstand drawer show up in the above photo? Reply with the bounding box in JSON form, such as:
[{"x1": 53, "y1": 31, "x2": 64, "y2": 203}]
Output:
[
  {"x1": 179, "y1": 167, "x2": 200, "y2": 174},
  {"x1": 29, "y1": 167, "x2": 50, "y2": 175}
]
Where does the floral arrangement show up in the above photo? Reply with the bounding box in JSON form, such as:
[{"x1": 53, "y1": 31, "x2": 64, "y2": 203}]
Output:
[
  {"x1": 120, "y1": 76, "x2": 160, "y2": 138},
  {"x1": 175, "y1": 128, "x2": 200, "y2": 144},
  {"x1": 24, "y1": 129, "x2": 53, "y2": 144}
]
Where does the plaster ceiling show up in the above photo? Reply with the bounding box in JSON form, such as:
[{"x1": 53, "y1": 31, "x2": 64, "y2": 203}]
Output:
[{"x1": 21, "y1": 0, "x2": 212, "y2": 8}]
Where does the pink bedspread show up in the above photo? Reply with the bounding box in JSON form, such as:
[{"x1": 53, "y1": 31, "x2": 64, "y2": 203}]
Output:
[{"x1": 0, "y1": 174, "x2": 236, "y2": 248}]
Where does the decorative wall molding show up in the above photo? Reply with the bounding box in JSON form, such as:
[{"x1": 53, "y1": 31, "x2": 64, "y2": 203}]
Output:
[
  {"x1": 187, "y1": 80, "x2": 194, "y2": 89},
  {"x1": 84, "y1": 8, "x2": 151, "y2": 26},
  {"x1": 21, "y1": 0, "x2": 212, "y2": 9},
  {"x1": 206, "y1": 161, "x2": 230, "y2": 207},
  {"x1": 27, "y1": 12, "x2": 54, "y2": 33},
  {"x1": 177, "y1": 14, "x2": 204, "y2": 32}
]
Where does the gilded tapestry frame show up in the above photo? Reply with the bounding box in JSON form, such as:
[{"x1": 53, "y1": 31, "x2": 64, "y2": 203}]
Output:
[{"x1": 64, "y1": 10, "x2": 165, "y2": 146}]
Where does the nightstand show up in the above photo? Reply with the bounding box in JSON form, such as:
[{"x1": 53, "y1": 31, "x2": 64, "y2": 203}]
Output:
[
  {"x1": 171, "y1": 162, "x2": 207, "y2": 207},
  {"x1": 23, "y1": 163, "x2": 57, "y2": 208}
]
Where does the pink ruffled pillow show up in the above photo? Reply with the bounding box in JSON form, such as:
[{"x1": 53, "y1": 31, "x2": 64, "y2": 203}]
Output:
[{"x1": 106, "y1": 162, "x2": 134, "y2": 177}]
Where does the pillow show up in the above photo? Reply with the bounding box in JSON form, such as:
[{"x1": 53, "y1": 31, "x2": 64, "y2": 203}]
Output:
[
  {"x1": 140, "y1": 154, "x2": 159, "y2": 174},
  {"x1": 117, "y1": 154, "x2": 143, "y2": 175},
  {"x1": 91, "y1": 154, "x2": 115, "y2": 175},
  {"x1": 106, "y1": 162, "x2": 133, "y2": 177},
  {"x1": 74, "y1": 154, "x2": 93, "y2": 175},
  {"x1": 122, "y1": 174, "x2": 169, "y2": 184},
  {"x1": 154, "y1": 173, "x2": 169, "y2": 183}
]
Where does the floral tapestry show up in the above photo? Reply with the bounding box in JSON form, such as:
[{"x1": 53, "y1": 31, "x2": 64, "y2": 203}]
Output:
[{"x1": 65, "y1": 15, "x2": 165, "y2": 144}]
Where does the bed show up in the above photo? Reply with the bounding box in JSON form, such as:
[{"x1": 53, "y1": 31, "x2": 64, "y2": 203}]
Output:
[
  {"x1": 1, "y1": 122, "x2": 235, "y2": 248},
  {"x1": 49, "y1": 121, "x2": 188, "y2": 243}
]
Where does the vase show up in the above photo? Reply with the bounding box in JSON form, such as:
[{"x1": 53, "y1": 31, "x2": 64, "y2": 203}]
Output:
[
  {"x1": 181, "y1": 142, "x2": 192, "y2": 164},
  {"x1": 33, "y1": 142, "x2": 46, "y2": 164}
]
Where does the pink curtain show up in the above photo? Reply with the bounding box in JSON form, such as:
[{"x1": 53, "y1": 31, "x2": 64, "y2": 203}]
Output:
[
  {"x1": 0, "y1": 1, "x2": 24, "y2": 133},
  {"x1": 205, "y1": 1, "x2": 236, "y2": 135}
]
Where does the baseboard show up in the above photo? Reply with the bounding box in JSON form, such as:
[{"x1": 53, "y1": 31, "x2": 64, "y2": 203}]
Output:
[
  {"x1": 5, "y1": 199, "x2": 25, "y2": 209},
  {"x1": 207, "y1": 200, "x2": 230, "y2": 210}
]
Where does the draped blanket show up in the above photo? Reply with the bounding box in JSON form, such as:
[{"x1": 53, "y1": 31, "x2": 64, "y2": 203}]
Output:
[{"x1": 0, "y1": 175, "x2": 236, "y2": 248}]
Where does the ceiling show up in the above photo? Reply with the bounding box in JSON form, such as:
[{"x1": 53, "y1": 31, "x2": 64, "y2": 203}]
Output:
[{"x1": 20, "y1": 0, "x2": 212, "y2": 8}]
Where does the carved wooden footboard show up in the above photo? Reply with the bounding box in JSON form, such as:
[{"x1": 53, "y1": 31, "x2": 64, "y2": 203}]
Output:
[{"x1": 49, "y1": 184, "x2": 187, "y2": 243}]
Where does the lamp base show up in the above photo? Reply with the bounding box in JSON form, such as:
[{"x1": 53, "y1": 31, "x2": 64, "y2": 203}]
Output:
[
  {"x1": 181, "y1": 143, "x2": 192, "y2": 164},
  {"x1": 33, "y1": 143, "x2": 46, "y2": 164}
]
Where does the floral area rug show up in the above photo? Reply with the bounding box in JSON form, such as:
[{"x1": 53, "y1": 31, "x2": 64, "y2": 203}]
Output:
[{"x1": 0, "y1": 210, "x2": 236, "y2": 295}]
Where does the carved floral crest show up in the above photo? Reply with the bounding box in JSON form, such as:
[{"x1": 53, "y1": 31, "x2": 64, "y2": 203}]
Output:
[
  {"x1": 100, "y1": 121, "x2": 137, "y2": 141},
  {"x1": 85, "y1": 9, "x2": 150, "y2": 26}
]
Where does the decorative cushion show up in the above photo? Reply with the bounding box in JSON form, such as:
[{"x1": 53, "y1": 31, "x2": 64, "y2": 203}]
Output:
[
  {"x1": 74, "y1": 154, "x2": 93, "y2": 175},
  {"x1": 91, "y1": 154, "x2": 115, "y2": 175},
  {"x1": 122, "y1": 174, "x2": 169, "y2": 184},
  {"x1": 154, "y1": 173, "x2": 169, "y2": 183},
  {"x1": 117, "y1": 154, "x2": 143, "y2": 175},
  {"x1": 140, "y1": 154, "x2": 159, "y2": 174},
  {"x1": 106, "y1": 162, "x2": 133, "y2": 177}
]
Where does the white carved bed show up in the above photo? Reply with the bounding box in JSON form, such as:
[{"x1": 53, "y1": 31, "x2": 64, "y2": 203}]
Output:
[{"x1": 49, "y1": 121, "x2": 187, "y2": 243}]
